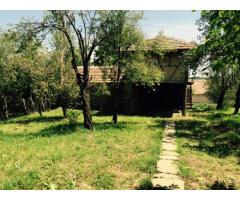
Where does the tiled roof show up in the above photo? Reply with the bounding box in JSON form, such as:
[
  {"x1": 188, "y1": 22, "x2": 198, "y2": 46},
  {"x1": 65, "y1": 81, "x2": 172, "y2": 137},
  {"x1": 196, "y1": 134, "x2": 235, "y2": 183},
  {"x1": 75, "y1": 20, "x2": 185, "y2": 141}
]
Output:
[
  {"x1": 77, "y1": 35, "x2": 196, "y2": 83},
  {"x1": 78, "y1": 66, "x2": 115, "y2": 83},
  {"x1": 144, "y1": 34, "x2": 197, "y2": 51}
]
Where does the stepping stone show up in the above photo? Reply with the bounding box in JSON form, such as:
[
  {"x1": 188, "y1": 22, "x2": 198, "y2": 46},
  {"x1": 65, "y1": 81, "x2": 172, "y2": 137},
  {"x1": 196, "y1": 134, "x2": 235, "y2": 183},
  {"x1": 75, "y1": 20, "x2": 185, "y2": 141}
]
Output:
[
  {"x1": 162, "y1": 139, "x2": 176, "y2": 144},
  {"x1": 151, "y1": 121, "x2": 184, "y2": 190},
  {"x1": 166, "y1": 122, "x2": 175, "y2": 126},
  {"x1": 151, "y1": 178, "x2": 184, "y2": 190},
  {"x1": 162, "y1": 140, "x2": 176, "y2": 145},
  {"x1": 164, "y1": 133, "x2": 175, "y2": 137},
  {"x1": 161, "y1": 151, "x2": 179, "y2": 157},
  {"x1": 157, "y1": 160, "x2": 178, "y2": 175},
  {"x1": 162, "y1": 143, "x2": 177, "y2": 151},
  {"x1": 154, "y1": 173, "x2": 181, "y2": 180},
  {"x1": 164, "y1": 129, "x2": 176, "y2": 134},
  {"x1": 160, "y1": 155, "x2": 178, "y2": 161},
  {"x1": 163, "y1": 136, "x2": 175, "y2": 141}
]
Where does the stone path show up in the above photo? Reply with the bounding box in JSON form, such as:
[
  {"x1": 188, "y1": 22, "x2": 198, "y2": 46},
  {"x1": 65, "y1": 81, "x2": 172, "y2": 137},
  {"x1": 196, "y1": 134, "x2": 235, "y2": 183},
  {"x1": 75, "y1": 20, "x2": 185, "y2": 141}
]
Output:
[{"x1": 151, "y1": 121, "x2": 184, "y2": 190}]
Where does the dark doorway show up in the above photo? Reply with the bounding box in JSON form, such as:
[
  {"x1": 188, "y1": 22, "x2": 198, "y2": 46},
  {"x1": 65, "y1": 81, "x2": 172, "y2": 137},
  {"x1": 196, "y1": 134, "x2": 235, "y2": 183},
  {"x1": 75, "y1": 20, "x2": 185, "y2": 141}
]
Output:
[{"x1": 134, "y1": 83, "x2": 185, "y2": 115}]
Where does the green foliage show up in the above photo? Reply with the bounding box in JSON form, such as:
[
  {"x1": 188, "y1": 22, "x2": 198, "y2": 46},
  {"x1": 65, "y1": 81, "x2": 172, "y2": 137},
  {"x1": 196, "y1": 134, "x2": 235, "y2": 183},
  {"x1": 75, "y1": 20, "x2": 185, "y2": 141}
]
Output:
[
  {"x1": 49, "y1": 30, "x2": 79, "y2": 114},
  {"x1": 92, "y1": 83, "x2": 110, "y2": 97},
  {"x1": 183, "y1": 11, "x2": 240, "y2": 110},
  {"x1": 95, "y1": 11, "x2": 163, "y2": 87},
  {"x1": 0, "y1": 31, "x2": 54, "y2": 117},
  {"x1": 92, "y1": 173, "x2": 115, "y2": 189},
  {"x1": 67, "y1": 110, "x2": 79, "y2": 125},
  {"x1": 3, "y1": 170, "x2": 40, "y2": 190},
  {"x1": 192, "y1": 103, "x2": 215, "y2": 112},
  {"x1": 137, "y1": 178, "x2": 153, "y2": 190},
  {"x1": 178, "y1": 160, "x2": 193, "y2": 179},
  {"x1": 135, "y1": 157, "x2": 157, "y2": 174}
]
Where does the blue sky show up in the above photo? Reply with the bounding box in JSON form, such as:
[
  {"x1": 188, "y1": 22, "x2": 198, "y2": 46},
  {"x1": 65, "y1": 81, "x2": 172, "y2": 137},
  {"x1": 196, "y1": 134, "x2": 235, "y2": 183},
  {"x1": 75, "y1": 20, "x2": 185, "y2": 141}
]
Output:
[{"x1": 0, "y1": 10, "x2": 201, "y2": 42}]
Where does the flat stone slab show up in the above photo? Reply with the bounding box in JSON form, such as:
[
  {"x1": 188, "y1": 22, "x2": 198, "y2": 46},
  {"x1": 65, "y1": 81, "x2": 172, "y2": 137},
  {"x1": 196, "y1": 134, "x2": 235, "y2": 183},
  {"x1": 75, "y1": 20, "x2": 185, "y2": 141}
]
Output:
[
  {"x1": 151, "y1": 178, "x2": 184, "y2": 190},
  {"x1": 160, "y1": 155, "x2": 179, "y2": 161},
  {"x1": 162, "y1": 143, "x2": 177, "y2": 151},
  {"x1": 164, "y1": 129, "x2": 176, "y2": 134},
  {"x1": 154, "y1": 173, "x2": 181, "y2": 180},
  {"x1": 161, "y1": 151, "x2": 179, "y2": 157},
  {"x1": 151, "y1": 121, "x2": 184, "y2": 190},
  {"x1": 157, "y1": 160, "x2": 178, "y2": 175},
  {"x1": 162, "y1": 137, "x2": 176, "y2": 143},
  {"x1": 162, "y1": 138, "x2": 175, "y2": 143}
]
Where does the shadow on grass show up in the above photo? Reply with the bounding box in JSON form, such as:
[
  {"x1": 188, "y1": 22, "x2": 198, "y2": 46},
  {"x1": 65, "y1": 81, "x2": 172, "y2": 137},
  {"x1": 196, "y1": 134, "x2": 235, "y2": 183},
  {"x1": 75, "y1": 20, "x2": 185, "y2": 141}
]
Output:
[
  {"x1": 16, "y1": 116, "x2": 65, "y2": 124},
  {"x1": 32, "y1": 123, "x2": 83, "y2": 137},
  {"x1": 147, "y1": 119, "x2": 166, "y2": 131},
  {"x1": 174, "y1": 114, "x2": 240, "y2": 157},
  {"x1": 94, "y1": 110, "x2": 174, "y2": 118},
  {"x1": 0, "y1": 123, "x2": 83, "y2": 140},
  {"x1": 0, "y1": 121, "x2": 135, "y2": 141},
  {"x1": 93, "y1": 121, "x2": 137, "y2": 131}
]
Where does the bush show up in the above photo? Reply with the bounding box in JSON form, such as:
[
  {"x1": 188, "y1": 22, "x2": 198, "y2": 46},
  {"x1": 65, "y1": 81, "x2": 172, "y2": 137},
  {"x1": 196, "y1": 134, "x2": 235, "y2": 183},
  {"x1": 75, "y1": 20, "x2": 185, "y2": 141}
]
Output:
[
  {"x1": 137, "y1": 178, "x2": 153, "y2": 190},
  {"x1": 192, "y1": 103, "x2": 215, "y2": 112},
  {"x1": 67, "y1": 111, "x2": 78, "y2": 125}
]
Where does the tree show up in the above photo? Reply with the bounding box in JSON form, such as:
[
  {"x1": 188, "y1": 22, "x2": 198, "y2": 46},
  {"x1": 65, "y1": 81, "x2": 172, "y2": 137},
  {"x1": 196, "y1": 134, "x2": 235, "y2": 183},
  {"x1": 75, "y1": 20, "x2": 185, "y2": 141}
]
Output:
[
  {"x1": 14, "y1": 10, "x2": 113, "y2": 129},
  {"x1": 234, "y1": 85, "x2": 240, "y2": 114},
  {"x1": 183, "y1": 11, "x2": 240, "y2": 111},
  {"x1": 0, "y1": 33, "x2": 16, "y2": 119},
  {"x1": 50, "y1": 30, "x2": 78, "y2": 118},
  {"x1": 13, "y1": 34, "x2": 52, "y2": 117},
  {"x1": 91, "y1": 83, "x2": 110, "y2": 112},
  {"x1": 95, "y1": 11, "x2": 163, "y2": 123}
]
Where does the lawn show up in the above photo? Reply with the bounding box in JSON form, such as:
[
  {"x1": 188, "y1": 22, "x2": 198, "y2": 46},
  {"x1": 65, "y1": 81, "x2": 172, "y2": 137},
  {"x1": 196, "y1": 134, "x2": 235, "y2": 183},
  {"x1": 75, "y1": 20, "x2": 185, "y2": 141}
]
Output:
[
  {"x1": 0, "y1": 109, "x2": 163, "y2": 190},
  {"x1": 173, "y1": 106, "x2": 240, "y2": 189},
  {"x1": 1, "y1": 106, "x2": 239, "y2": 190}
]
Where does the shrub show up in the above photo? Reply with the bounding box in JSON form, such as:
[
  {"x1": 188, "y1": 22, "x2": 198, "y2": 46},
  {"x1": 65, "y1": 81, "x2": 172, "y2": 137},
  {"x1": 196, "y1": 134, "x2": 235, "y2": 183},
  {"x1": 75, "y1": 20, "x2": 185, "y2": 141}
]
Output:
[
  {"x1": 67, "y1": 111, "x2": 78, "y2": 125},
  {"x1": 192, "y1": 103, "x2": 215, "y2": 112},
  {"x1": 137, "y1": 178, "x2": 153, "y2": 190}
]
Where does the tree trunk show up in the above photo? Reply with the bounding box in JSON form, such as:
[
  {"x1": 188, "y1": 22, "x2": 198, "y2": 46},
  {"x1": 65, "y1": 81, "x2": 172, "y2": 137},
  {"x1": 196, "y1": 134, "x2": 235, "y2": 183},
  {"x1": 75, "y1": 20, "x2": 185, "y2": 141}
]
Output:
[
  {"x1": 234, "y1": 84, "x2": 240, "y2": 115},
  {"x1": 182, "y1": 84, "x2": 187, "y2": 116},
  {"x1": 82, "y1": 86, "x2": 93, "y2": 130},
  {"x1": 112, "y1": 85, "x2": 119, "y2": 123},
  {"x1": 80, "y1": 61, "x2": 93, "y2": 130},
  {"x1": 22, "y1": 98, "x2": 28, "y2": 115},
  {"x1": 62, "y1": 106, "x2": 67, "y2": 118},
  {"x1": 216, "y1": 76, "x2": 227, "y2": 110},
  {"x1": 41, "y1": 100, "x2": 45, "y2": 112},
  {"x1": 37, "y1": 100, "x2": 43, "y2": 117},
  {"x1": 100, "y1": 96, "x2": 103, "y2": 111},
  {"x1": 0, "y1": 96, "x2": 8, "y2": 120},
  {"x1": 30, "y1": 97, "x2": 36, "y2": 112},
  {"x1": 216, "y1": 89, "x2": 226, "y2": 110},
  {"x1": 71, "y1": 54, "x2": 93, "y2": 130}
]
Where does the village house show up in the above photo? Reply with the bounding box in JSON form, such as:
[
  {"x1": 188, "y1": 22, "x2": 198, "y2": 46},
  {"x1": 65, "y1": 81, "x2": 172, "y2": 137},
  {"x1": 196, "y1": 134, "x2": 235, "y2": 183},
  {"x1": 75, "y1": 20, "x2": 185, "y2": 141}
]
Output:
[{"x1": 79, "y1": 34, "x2": 197, "y2": 115}]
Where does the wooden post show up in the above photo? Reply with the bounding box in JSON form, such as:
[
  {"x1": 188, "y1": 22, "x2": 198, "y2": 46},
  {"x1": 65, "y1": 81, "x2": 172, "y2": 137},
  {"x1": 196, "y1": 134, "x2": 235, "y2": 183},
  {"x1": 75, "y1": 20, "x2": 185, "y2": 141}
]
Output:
[
  {"x1": 182, "y1": 84, "x2": 187, "y2": 116},
  {"x1": 189, "y1": 84, "x2": 192, "y2": 108},
  {"x1": 0, "y1": 96, "x2": 8, "y2": 120}
]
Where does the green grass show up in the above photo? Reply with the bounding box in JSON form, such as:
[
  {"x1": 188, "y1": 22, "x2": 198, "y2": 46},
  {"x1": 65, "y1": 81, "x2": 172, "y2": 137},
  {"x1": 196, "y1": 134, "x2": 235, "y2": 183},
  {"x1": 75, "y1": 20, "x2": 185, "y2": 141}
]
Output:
[
  {"x1": 0, "y1": 109, "x2": 163, "y2": 190},
  {"x1": 173, "y1": 107, "x2": 240, "y2": 189}
]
